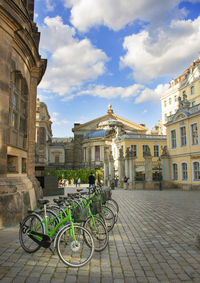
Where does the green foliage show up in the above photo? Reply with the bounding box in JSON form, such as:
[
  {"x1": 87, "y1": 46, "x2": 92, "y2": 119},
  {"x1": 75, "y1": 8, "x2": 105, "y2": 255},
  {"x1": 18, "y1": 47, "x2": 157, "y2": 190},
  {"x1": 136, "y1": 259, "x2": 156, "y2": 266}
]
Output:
[{"x1": 44, "y1": 169, "x2": 103, "y2": 184}]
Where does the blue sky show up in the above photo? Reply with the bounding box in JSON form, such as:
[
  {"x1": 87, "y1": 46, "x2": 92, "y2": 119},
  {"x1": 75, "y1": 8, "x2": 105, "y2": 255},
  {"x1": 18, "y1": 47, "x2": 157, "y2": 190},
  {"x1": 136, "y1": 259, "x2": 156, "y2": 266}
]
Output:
[{"x1": 35, "y1": 0, "x2": 200, "y2": 137}]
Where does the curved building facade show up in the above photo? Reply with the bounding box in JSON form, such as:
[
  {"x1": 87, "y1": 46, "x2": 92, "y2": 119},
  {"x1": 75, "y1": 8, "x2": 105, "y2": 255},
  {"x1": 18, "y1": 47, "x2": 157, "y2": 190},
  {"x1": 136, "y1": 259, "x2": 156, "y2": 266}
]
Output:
[{"x1": 0, "y1": 0, "x2": 46, "y2": 227}]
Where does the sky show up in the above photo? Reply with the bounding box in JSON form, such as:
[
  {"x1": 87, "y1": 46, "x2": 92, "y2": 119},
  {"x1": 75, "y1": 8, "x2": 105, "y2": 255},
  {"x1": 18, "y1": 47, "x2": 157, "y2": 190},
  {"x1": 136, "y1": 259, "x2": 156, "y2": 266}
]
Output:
[{"x1": 35, "y1": 0, "x2": 200, "y2": 137}]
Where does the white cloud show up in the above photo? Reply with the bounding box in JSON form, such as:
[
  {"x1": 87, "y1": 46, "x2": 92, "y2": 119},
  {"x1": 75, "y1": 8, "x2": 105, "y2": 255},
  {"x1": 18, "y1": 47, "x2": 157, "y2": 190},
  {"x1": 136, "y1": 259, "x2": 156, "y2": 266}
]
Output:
[
  {"x1": 45, "y1": 0, "x2": 55, "y2": 11},
  {"x1": 135, "y1": 84, "x2": 168, "y2": 104},
  {"x1": 38, "y1": 16, "x2": 109, "y2": 97},
  {"x1": 63, "y1": 0, "x2": 189, "y2": 32},
  {"x1": 73, "y1": 83, "x2": 167, "y2": 104},
  {"x1": 39, "y1": 16, "x2": 76, "y2": 52},
  {"x1": 120, "y1": 16, "x2": 200, "y2": 82},
  {"x1": 51, "y1": 112, "x2": 70, "y2": 125},
  {"x1": 76, "y1": 84, "x2": 144, "y2": 99}
]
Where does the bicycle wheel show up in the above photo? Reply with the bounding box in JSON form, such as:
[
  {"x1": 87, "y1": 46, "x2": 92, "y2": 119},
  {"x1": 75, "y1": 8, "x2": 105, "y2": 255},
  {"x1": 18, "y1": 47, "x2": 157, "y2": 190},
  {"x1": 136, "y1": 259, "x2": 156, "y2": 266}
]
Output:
[
  {"x1": 106, "y1": 199, "x2": 119, "y2": 213},
  {"x1": 56, "y1": 225, "x2": 94, "y2": 268},
  {"x1": 105, "y1": 201, "x2": 118, "y2": 223},
  {"x1": 84, "y1": 216, "x2": 109, "y2": 252},
  {"x1": 101, "y1": 206, "x2": 115, "y2": 232},
  {"x1": 19, "y1": 213, "x2": 44, "y2": 253}
]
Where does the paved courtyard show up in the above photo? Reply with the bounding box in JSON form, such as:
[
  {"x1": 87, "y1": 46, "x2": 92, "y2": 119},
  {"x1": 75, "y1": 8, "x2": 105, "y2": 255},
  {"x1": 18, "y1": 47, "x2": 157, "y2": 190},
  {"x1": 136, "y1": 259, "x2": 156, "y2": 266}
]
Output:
[{"x1": 0, "y1": 188, "x2": 200, "y2": 283}]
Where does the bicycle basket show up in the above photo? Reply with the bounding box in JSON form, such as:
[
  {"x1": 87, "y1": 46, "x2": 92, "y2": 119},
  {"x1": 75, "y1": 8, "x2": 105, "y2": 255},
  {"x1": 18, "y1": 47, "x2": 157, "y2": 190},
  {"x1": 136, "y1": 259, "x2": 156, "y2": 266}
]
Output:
[
  {"x1": 72, "y1": 206, "x2": 89, "y2": 222},
  {"x1": 90, "y1": 197, "x2": 102, "y2": 215}
]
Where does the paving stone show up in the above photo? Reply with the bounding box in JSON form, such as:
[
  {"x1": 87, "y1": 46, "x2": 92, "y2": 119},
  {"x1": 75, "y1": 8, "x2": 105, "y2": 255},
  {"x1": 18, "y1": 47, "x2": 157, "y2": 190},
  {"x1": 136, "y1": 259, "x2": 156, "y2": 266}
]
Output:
[{"x1": 0, "y1": 189, "x2": 200, "y2": 282}]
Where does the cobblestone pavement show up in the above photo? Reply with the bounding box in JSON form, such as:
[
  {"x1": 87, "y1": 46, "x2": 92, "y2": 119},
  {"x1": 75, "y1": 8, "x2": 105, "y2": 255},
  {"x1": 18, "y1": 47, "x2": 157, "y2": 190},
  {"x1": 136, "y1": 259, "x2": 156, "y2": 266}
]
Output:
[{"x1": 0, "y1": 188, "x2": 200, "y2": 283}]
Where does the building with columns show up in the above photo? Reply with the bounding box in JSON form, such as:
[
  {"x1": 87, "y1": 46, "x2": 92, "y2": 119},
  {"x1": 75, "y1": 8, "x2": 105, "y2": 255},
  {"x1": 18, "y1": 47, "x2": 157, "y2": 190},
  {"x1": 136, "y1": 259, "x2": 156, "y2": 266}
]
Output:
[
  {"x1": 72, "y1": 105, "x2": 148, "y2": 169},
  {"x1": 0, "y1": 0, "x2": 46, "y2": 227},
  {"x1": 47, "y1": 105, "x2": 148, "y2": 170},
  {"x1": 161, "y1": 55, "x2": 200, "y2": 134}
]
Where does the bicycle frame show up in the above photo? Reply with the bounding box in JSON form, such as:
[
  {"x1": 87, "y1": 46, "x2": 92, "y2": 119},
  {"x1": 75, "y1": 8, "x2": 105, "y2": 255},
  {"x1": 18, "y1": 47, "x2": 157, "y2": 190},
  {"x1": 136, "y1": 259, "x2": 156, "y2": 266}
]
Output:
[{"x1": 28, "y1": 204, "x2": 78, "y2": 248}]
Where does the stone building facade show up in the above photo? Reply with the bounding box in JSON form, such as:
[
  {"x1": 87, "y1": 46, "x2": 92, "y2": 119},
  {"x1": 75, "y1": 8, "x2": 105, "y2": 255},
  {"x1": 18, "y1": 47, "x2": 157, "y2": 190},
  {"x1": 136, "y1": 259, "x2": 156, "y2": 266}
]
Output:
[
  {"x1": 165, "y1": 95, "x2": 200, "y2": 189},
  {"x1": 0, "y1": 0, "x2": 46, "y2": 227},
  {"x1": 35, "y1": 98, "x2": 52, "y2": 165},
  {"x1": 161, "y1": 55, "x2": 200, "y2": 134}
]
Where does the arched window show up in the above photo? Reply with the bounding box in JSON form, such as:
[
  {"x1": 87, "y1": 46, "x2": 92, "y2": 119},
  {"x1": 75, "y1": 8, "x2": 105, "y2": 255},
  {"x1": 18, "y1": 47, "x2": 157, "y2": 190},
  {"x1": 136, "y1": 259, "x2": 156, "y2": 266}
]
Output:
[{"x1": 9, "y1": 71, "x2": 28, "y2": 149}]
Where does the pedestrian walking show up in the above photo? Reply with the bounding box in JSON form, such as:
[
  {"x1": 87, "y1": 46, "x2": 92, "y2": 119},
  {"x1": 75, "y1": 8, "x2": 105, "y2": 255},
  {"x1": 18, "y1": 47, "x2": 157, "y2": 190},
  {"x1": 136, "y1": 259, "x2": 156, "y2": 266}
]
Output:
[{"x1": 88, "y1": 173, "x2": 95, "y2": 194}]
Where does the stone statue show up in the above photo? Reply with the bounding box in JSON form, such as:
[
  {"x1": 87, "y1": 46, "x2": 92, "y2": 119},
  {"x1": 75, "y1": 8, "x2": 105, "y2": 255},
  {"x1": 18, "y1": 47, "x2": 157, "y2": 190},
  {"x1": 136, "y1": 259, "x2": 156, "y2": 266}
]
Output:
[
  {"x1": 143, "y1": 145, "x2": 151, "y2": 157},
  {"x1": 161, "y1": 145, "x2": 169, "y2": 157}
]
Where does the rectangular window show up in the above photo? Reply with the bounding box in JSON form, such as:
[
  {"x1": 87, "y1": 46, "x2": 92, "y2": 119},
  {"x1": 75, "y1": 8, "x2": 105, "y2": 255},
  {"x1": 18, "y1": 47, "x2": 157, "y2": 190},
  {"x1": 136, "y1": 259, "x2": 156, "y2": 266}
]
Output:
[
  {"x1": 180, "y1": 126, "x2": 187, "y2": 147},
  {"x1": 95, "y1": 146, "x2": 100, "y2": 161},
  {"x1": 181, "y1": 163, "x2": 188, "y2": 180},
  {"x1": 55, "y1": 155, "x2": 59, "y2": 163},
  {"x1": 164, "y1": 100, "x2": 167, "y2": 107},
  {"x1": 19, "y1": 118, "x2": 26, "y2": 133},
  {"x1": 130, "y1": 144, "x2": 137, "y2": 157},
  {"x1": 191, "y1": 123, "x2": 198, "y2": 145},
  {"x1": 191, "y1": 85, "x2": 195, "y2": 95},
  {"x1": 172, "y1": 163, "x2": 178, "y2": 180},
  {"x1": 182, "y1": 90, "x2": 186, "y2": 96},
  {"x1": 12, "y1": 112, "x2": 18, "y2": 129},
  {"x1": 154, "y1": 145, "x2": 159, "y2": 157},
  {"x1": 174, "y1": 95, "x2": 177, "y2": 102},
  {"x1": 169, "y1": 98, "x2": 172, "y2": 105},
  {"x1": 193, "y1": 162, "x2": 200, "y2": 180},
  {"x1": 165, "y1": 113, "x2": 167, "y2": 122},
  {"x1": 171, "y1": 129, "x2": 177, "y2": 149}
]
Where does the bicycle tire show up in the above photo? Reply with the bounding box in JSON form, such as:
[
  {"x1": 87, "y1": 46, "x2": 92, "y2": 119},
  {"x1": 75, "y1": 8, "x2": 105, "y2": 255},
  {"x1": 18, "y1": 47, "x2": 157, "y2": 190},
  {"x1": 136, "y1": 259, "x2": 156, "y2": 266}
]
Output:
[
  {"x1": 56, "y1": 225, "x2": 94, "y2": 268},
  {"x1": 106, "y1": 199, "x2": 119, "y2": 213},
  {"x1": 84, "y1": 216, "x2": 109, "y2": 252},
  {"x1": 105, "y1": 201, "x2": 118, "y2": 223},
  {"x1": 101, "y1": 206, "x2": 115, "y2": 232},
  {"x1": 19, "y1": 213, "x2": 44, "y2": 253}
]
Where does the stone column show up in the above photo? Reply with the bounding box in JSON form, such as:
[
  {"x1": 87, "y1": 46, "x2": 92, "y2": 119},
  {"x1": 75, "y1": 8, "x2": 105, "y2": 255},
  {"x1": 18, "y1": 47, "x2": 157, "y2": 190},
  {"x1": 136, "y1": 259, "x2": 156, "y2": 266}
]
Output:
[
  {"x1": 124, "y1": 147, "x2": 130, "y2": 189},
  {"x1": 108, "y1": 151, "x2": 114, "y2": 186},
  {"x1": 0, "y1": 28, "x2": 12, "y2": 176},
  {"x1": 100, "y1": 145, "x2": 104, "y2": 161},
  {"x1": 128, "y1": 150, "x2": 136, "y2": 189},
  {"x1": 91, "y1": 146, "x2": 95, "y2": 162},
  {"x1": 118, "y1": 146, "x2": 125, "y2": 188},
  {"x1": 104, "y1": 148, "x2": 109, "y2": 186},
  {"x1": 128, "y1": 156, "x2": 133, "y2": 189},
  {"x1": 161, "y1": 156, "x2": 170, "y2": 182},
  {"x1": 88, "y1": 147, "x2": 91, "y2": 169},
  {"x1": 132, "y1": 158, "x2": 136, "y2": 189},
  {"x1": 27, "y1": 68, "x2": 40, "y2": 177},
  {"x1": 144, "y1": 156, "x2": 153, "y2": 189}
]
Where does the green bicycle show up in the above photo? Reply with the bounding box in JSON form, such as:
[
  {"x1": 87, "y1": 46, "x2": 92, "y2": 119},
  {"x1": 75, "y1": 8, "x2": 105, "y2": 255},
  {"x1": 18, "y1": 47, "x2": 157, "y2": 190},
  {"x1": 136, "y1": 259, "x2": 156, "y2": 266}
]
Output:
[
  {"x1": 53, "y1": 194, "x2": 109, "y2": 252},
  {"x1": 19, "y1": 199, "x2": 94, "y2": 268}
]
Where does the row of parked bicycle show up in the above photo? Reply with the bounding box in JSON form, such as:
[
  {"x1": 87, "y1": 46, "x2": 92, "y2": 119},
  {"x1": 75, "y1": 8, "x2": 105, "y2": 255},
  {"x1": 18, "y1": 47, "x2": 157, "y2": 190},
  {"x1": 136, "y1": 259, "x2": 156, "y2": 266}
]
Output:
[{"x1": 19, "y1": 185, "x2": 119, "y2": 268}]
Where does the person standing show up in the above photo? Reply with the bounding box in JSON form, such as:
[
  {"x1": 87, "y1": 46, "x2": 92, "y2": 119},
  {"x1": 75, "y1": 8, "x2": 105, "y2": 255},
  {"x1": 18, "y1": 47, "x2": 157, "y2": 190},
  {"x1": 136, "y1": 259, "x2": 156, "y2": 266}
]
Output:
[
  {"x1": 77, "y1": 178, "x2": 81, "y2": 187},
  {"x1": 88, "y1": 173, "x2": 95, "y2": 194}
]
